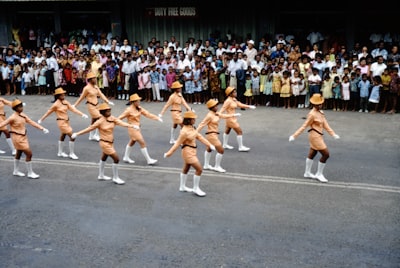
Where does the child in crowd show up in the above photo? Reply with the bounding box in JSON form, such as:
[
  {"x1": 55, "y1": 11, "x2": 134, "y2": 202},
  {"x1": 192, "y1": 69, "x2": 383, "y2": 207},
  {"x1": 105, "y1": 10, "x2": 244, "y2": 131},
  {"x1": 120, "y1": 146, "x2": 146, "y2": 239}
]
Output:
[
  {"x1": 332, "y1": 76, "x2": 341, "y2": 111},
  {"x1": 368, "y1": 76, "x2": 381, "y2": 113}
]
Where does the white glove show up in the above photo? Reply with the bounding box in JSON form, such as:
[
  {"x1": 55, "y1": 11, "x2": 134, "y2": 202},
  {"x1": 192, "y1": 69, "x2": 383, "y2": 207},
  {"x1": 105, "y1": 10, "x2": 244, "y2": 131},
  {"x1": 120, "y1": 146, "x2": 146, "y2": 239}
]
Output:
[
  {"x1": 71, "y1": 133, "x2": 77, "y2": 139},
  {"x1": 289, "y1": 135, "x2": 295, "y2": 142},
  {"x1": 163, "y1": 153, "x2": 167, "y2": 158},
  {"x1": 210, "y1": 145, "x2": 216, "y2": 151},
  {"x1": 42, "y1": 128, "x2": 49, "y2": 134},
  {"x1": 191, "y1": 108, "x2": 195, "y2": 113},
  {"x1": 131, "y1": 124, "x2": 140, "y2": 130},
  {"x1": 158, "y1": 114, "x2": 163, "y2": 118},
  {"x1": 333, "y1": 134, "x2": 340, "y2": 140},
  {"x1": 71, "y1": 104, "x2": 76, "y2": 108},
  {"x1": 108, "y1": 101, "x2": 114, "y2": 106},
  {"x1": 22, "y1": 102, "x2": 26, "y2": 107},
  {"x1": 82, "y1": 114, "x2": 89, "y2": 119},
  {"x1": 249, "y1": 105, "x2": 256, "y2": 110},
  {"x1": 158, "y1": 117, "x2": 163, "y2": 123},
  {"x1": 233, "y1": 113, "x2": 241, "y2": 117},
  {"x1": 38, "y1": 119, "x2": 42, "y2": 124}
]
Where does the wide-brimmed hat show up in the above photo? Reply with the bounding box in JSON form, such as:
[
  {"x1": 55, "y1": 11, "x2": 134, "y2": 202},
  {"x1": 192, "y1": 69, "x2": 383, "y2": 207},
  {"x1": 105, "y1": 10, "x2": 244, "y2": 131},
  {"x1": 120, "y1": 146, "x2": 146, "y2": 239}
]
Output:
[
  {"x1": 225, "y1": 86, "x2": 235, "y2": 96},
  {"x1": 129, "y1": 93, "x2": 141, "y2": 102},
  {"x1": 98, "y1": 103, "x2": 111, "y2": 111},
  {"x1": 171, "y1": 81, "x2": 183, "y2": 89},
  {"x1": 11, "y1": 99, "x2": 22, "y2": 108},
  {"x1": 86, "y1": 71, "x2": 96, "y2": 80},
  {"x1": 310, "y1": 93, "x2": 324, "y2": 105},
  {"x1": 206, "y1": 99, "x2": 218, "y2": 109},
  {"x1": 53, "y1": 87, "x2": 67, "y2": 95},
  {"x1": 183, "y1": 111, "x2": 197, "y2": 119}
]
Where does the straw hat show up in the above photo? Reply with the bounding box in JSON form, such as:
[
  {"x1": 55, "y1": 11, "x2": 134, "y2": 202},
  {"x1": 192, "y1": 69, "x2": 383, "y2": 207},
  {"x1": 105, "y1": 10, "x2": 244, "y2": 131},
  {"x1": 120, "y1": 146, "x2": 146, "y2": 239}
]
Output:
[
  {"x1": 11, "y1": 99, "x2": 22, "y2": 108},
  {"x1": 129, "y1": 93, "x2": 141, "y2": 102},
  {"x1": 183, "y1": 111, "x2": 197, "y2": 119},
  {"x1": 310, "y1": 93, "x2": 324, "y2": 105},
  {"x1": 86, "y1": 71, "x2": 97, "y2": 80},
  {"x1": 206, "y1": 99, "x2": 218, "y2": 109},
  {"x1": 170, "y1": 81, "x2": 183, "y2": 89},
  {"x1": 98, "y1": 103, "x2": 111, "y2": 110},
  {"x1": 225, "y1": 86, "x2": 235, "y2": 96},
  {"x1": 53, "y1": 87, "x2": 67, "y2": 95}
]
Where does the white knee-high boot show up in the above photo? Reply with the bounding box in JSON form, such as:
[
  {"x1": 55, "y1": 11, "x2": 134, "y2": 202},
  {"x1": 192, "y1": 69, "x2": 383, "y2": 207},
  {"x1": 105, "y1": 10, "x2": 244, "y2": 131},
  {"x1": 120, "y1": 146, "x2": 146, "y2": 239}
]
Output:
[
  {"x1": 203, "y1": 150, "x2": 212, "y2": 169},
  {"x1": 315, "y1": 162, "x2": 328, "y2": 183},
  {"x1": 223, "y1": 133, "x2": 233, "y2": 149},
  {"x1": 179, "y1": 173, "x2": 192, "y2": 192},
  {"x1": 304, "y1": 158, "x2": 315, "y2": 178},
  {"x1": 26, "y1": 161, "x2": 39, "y2": 179},
  {"x1": 57, "y1": 141, "x2": 68, "y2": 157},
  {"x1": 13, "y1": 159, "x2": 25, "y2": 177},
  {"x1": 141, "y1": 147, "x2": 157, "y2": 165},
  {"x1": 193, "y1": 175, "x2": 206, "y2": 196},
  {"x1": 237, "y1": 135, "x2": 250, "y2": 151},
  {"x1": 98, "y1": 160, "x2": 111, "y2": 180},
  {"x1": 213, "y1": 153, "x2": 226, "y2": 173},
  {"x1": 6, "y1": 138, "x2": 16, "y2": 155},
  {"x1": 112, "y1": 163, "x2": 125, "y2": 185},
  {"x1": 170, "y1": 127, "x2": 176, "y2": 144},
  {"x1": 93, "y1": 129, "x2": 100, "y2": 141},
  {"x1": 123, "y1": 145, "x2": 135, "y2": 163},
  {"x1": 69, "y1": 141, "x2": 78, "y2": 159}
]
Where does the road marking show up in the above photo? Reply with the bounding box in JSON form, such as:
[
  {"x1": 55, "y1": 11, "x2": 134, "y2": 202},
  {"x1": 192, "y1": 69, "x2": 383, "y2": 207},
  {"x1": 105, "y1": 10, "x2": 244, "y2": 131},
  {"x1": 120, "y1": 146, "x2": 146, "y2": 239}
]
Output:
[{"x1": 1, "y1": 156, "x2": 400, "y2": 194}]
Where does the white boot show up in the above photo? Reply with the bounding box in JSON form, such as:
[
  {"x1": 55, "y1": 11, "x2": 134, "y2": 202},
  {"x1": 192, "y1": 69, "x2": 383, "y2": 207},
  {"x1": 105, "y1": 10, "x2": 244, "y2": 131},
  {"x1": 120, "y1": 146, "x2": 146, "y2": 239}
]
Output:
[
  {"x1": 222, "y1": 133, "x2": 233, "y2": 149},
  {"x1": 68, "y1": 141, "x2": 79, "y2": 159},
  {"x1": 98, "y1": 160, "x2": 111, "y2": 180},
  {"x1": 304, "y1": 158, "x2": 315, "y2": 178},
  {"x1": 112, "y1": 163, "x2": 125, "y2": 185},
  {"x1": 193, "y1": 175, "x2": 206, "y2": 196},
  {"x1": 315, "y1": 162, "x2": 328, "y2": 183},
  {"x1": 6, "y1": 138, "x2": 16, "y2": 155},
  {"x1": 93, "y1": 129, "x2": 100, "y2": 141},
  {"x1": 123, "y1": 145, "x2": 135, "y2": 163},
  {"x1": 88, "y1": 130, "x2": 95, "y2": 140},
  {"x1": 26, "y1": 161, "x2": 39, "y2": 179},
  {"x1": 141, "y1": 147, "x2": 157, "y2": 165},
  {"x1": 57, "y1": 141, "x2": 68, "y2": 157},
  {"x1": 213, "y1": 153, "x2": 226, "y2": 173},
  {"x1": 179, "y1": 173, "x2": 192, "y2": 192},
  {"x1": 203, "y1": 150, "x2": 213, "y2": 170},
  {"x1": 0, "y1": 149, "x2": 5, "y2": 154},
  {"x1": 13, "y1": 159, "x2": 25, "y2": 177},
  {"x1": 237, "y1": 135, "x2": 250, "y2": 152},
  {"x1": 169, "y1": 127, "x2": 176, "y2": 144}
]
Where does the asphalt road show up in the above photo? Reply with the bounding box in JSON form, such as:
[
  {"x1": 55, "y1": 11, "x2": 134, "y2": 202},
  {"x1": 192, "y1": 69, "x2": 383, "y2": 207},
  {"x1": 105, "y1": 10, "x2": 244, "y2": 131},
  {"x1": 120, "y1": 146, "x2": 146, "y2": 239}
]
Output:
[{"x1": 0, "y1": 95, "x2": 399, "y2": 268}]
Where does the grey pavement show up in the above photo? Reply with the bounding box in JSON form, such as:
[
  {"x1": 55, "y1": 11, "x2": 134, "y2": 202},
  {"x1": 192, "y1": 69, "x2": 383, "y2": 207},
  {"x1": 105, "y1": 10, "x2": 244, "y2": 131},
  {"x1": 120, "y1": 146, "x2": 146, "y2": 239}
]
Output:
[{"x1": 0, "y1": 95, "x2": 399, "y2": 268}]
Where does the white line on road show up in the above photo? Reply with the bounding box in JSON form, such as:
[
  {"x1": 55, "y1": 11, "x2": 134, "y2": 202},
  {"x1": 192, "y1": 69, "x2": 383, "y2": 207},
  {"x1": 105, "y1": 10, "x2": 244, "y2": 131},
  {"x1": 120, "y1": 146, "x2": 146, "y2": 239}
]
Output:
[{"x1": 1, "y1": 156, "x2": 400, "y2": 194}]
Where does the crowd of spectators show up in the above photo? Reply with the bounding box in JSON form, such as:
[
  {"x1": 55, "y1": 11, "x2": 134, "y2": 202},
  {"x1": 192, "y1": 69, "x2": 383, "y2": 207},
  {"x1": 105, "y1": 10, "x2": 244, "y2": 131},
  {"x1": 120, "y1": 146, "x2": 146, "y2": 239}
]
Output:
[{"x1": 1, "y1": 31, "x2": 399, "y2": 113}]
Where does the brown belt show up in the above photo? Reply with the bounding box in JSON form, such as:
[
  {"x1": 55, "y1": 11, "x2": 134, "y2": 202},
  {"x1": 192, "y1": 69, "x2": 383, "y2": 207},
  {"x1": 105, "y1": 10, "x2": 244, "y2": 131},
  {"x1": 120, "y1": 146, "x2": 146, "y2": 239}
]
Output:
[
  {"x1": 100, "y1": 139, "x2": 114, "y2": 143},
  {"x1": 308, "y1": 128, "x2": 323, "y2": 135},
  {"x1": 171, "y1": 110, "x2": 181, "y2": 112},
  {"x1": 57, "y1": 117, "x2": 69, "y2": 121},
  {"x1": 10, "y1": 130, "x2": 27, "y2": 136},
  {"x1": 181, "y1": 144, "x2": 197, "y2": 149},
  {"x1": 206, "y1": 131, "x2": 219, "y2": 135},
  {"x1": 86, "y1": 101, "x2": 98, "y2": 106}
]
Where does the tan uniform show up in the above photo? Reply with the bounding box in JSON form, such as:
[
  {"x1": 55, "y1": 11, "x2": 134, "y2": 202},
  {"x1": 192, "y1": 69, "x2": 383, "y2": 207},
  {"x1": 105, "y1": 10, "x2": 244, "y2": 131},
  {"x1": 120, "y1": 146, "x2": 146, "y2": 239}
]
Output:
[
  {"x1": 197, "y1": 111, "x2": 231, "y2": 147},
  {"x1": 0, "y1": 112, "x2": 44, "y2": 150},
  {"x1": 219, "y1": 96, "x2": 248, "y2": 129},
  {"x1": 74, "y1": 84, "x2": 109, "y2": 119},
  {"x1": 159, "y1": 92, "x2": 190, "y2": 124},
  {"x1": 118, "y1": 105, "x2": 158, "y2": 141},
  {"x1": 292, "y1": 108, "x2": 336, "y2": 150},
  {"x1": 165, "y1": 125, "x2": 211, "y2": 164},
  {"x1": 0, "y1": 97, "x2": 12, "y2": 131},
  {"x1": 75, "y1": 115, "x2": 131, "y2": 155},
  {"x1": 40, "y1": 99, "x2": 84, "y2": 134}
]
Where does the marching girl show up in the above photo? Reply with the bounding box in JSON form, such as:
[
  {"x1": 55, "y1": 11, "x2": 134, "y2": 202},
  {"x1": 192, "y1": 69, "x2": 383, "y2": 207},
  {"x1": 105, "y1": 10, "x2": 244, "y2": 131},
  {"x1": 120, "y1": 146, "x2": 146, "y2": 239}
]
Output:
[
  {"x1": 38, "y1": 87, "x2": 88, "y2": 160},
  {"x1": 73, "y1": 71, "x2": 114, "y2": 141}
]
